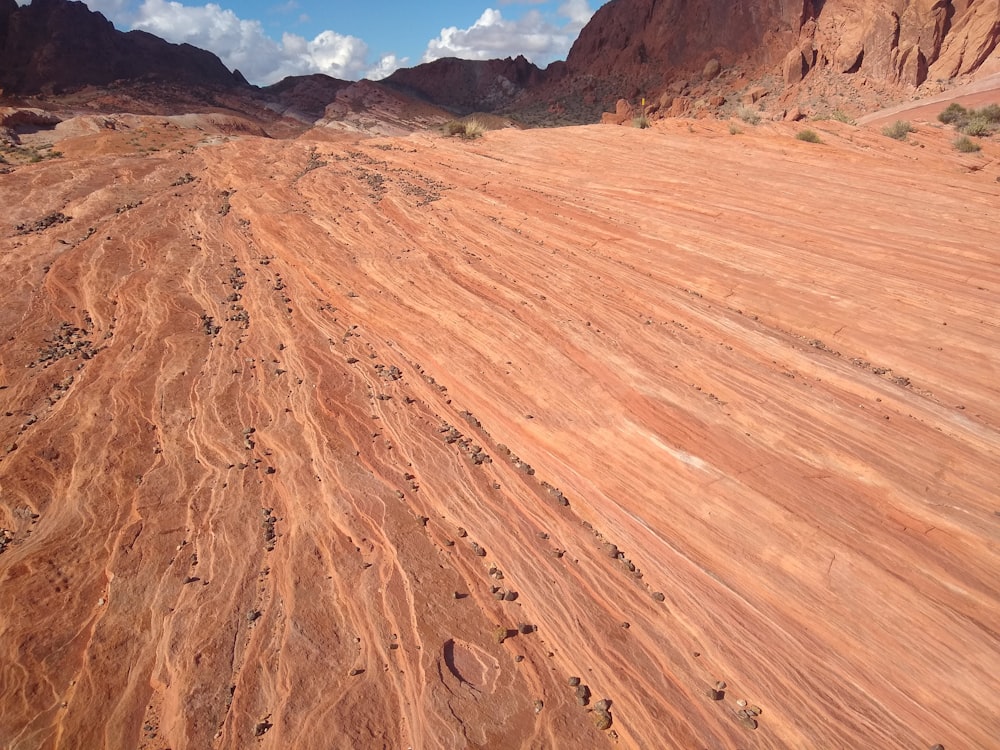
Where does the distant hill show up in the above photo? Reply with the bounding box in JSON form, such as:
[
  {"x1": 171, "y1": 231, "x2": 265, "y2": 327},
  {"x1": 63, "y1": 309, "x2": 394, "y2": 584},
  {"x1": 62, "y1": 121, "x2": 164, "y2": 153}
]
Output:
[{"x1": 0, "y1": 0, "x2": 246, "y2": 94}]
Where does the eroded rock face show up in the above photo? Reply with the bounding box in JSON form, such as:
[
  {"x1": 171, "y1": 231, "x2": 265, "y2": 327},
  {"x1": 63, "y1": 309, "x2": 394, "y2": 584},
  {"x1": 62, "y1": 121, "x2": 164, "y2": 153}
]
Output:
[
  {"x1": 565, "y1": 0, "x2": 809, "y2": 86},
  {"x1": 800, "y1": 0, "x2": 998, "y2": 86},
  {"x1": 562, "y1": 0, "x2": 997, "y2": 103},
  {"x1": 0, "y1": 0, "x2": 246, "y2": 94}
]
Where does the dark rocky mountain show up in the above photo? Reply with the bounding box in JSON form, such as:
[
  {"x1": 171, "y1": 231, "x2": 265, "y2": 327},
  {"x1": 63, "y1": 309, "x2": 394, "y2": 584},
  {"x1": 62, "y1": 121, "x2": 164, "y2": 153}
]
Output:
[
  {"x1": 259, "y1": 73, "x2": 352, "y2": 122},
  {"x1": 0, "y1": 0, "x2": 246, "y2": 94},
  {"x1": 382, "y1": 55, "x2": 546, "y2": 114}
]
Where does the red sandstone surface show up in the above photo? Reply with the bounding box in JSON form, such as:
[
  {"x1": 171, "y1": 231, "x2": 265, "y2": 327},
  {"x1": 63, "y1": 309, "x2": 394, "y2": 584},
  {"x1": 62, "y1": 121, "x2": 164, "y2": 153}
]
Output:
[{"x1": 1, "y1": 108, "x2": 999, "y2": 750}]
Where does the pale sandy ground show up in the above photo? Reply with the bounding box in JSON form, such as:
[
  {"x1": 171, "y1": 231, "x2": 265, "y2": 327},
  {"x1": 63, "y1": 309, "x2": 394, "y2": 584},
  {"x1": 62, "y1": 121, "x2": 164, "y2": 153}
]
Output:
[{"x1": 0, "y1": 113, "x2": 998, "y2": 749}]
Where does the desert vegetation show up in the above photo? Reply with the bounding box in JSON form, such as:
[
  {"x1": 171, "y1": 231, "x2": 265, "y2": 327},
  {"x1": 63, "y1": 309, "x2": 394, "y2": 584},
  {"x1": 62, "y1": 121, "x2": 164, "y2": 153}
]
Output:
[
  {"x1": 938, "y1": 102, "x2": 1000, "y2": 137},
  {"x1": 737, "y1": 106, "x2": 761, "y2": 125},
  {"x1": 953, "y1": 135, "x2": 981, "y2": 153},
  {"x1": 795, "y1": 129, "x2": 821, "y2": 143},
  {"x1": 882, "y1": 120, "x2": 915, "y2": 140},
  {"x1": 445, "y1": 117, "x2": 487, "y2": 139}
]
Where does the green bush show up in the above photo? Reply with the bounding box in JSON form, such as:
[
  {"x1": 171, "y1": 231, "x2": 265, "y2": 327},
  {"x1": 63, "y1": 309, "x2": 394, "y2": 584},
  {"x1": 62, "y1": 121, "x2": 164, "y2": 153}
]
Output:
[
  {"x1": 975, "y1": 103, "x2": 1000, "y2": 123},
  {"x1": 882, "y1": 120, "x2": 914, "y2": 140},
  {"x1": 795, "y1": 129, "x2": 822, "y2": 143},
  {"x1": 953, "y1": 136, "x2": 981, "y2": 153},
  {"x1": 938, "y1": 103, "x2": 967, "y2": 125},
  {"x1": 960, "y1": 117, "x2": 993, "y2": 137},
  {"x1": 938, "y1": 102, "x2": 999, "y2": 134}
]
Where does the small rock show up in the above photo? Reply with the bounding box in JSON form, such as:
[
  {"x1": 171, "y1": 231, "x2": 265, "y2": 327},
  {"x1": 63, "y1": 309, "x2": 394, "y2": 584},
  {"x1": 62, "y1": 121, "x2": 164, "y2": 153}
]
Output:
[
  {"x1": 533, "y1": 700, "x2": 544, "y2": 714},
  {"x1": 568, "y1": 676, "x2": 581, "y2": 686},
  {"x1": 706, "y1": 687, "x2": 724, "y2": 701},
  {"x1": 736, "y1": 699, "x2": 747, "y2": 707},
  {"x1": 748, "y1": 705, "x2": 762, "y2": 716},
  {"x1": 652, "y1": 591, "x2": 665, "y2": 602},
  {"x1": 348, "y1": 668, "x2": 364, "y2": 676},
  {"x1": 592, "y1": 709, "x2": 612, "y2": 730},
  {"x1": 737, "y1": 714, "x2": 758, "y2": 731},
  {"x1": 714, "y1": 680, "x2": 727, "y2": 691}
]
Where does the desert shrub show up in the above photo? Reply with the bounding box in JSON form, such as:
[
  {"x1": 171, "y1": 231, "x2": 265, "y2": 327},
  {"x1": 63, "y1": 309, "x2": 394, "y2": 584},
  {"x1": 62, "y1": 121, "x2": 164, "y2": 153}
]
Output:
[
  {"x1": 795, "y1": 129, "x2": 821, "y2": 143},
  {"x1": 728, "y1": 122, "x2": 742, "y2": 135},
  {"x1": 462, "y1": 118, "x2": 486, "y2": 138},
  {"x1": 960, "y1": 117, "x2": 994, "y2": 137},
  {"x1": 938, "y1": 103, "x2": 968, "y2": 125},
  {"x1": 882, "y1": 121, "x2": 914, "y2": 140},
  {"x1": 633, "y1": 115, "x2": 650, "y2": 129},
  {"x1": 445, "y1": 118, "x2": 486, "y2": 138},
  {"x1": 953, "y1": 136, "x2": 981, "y2": 153},
  {"x1": 737, "y1": 107, "x2": 761, "y2": 125},
  {"x1": 973, "y1": 103, "x2": 1000, "y2": 123},
  {"x1": 938, "y1": 103, "x2": 999, "y2": 136},
  {"x1": 830, "y1": 110, "x2": 854, "y2": 124}
]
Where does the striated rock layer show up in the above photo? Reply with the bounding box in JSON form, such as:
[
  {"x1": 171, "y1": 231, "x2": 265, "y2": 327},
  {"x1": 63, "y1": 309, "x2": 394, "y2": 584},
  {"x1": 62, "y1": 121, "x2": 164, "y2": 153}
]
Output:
[{"x1": 0, "y1": 115, "x2": 998, "y2": 749}]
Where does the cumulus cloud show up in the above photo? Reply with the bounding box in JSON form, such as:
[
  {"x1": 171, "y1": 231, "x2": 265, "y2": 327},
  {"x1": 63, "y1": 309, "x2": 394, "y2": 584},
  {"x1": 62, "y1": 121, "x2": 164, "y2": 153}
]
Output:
[
  {"x1": 421, "y1": 2, "x2": 594, "y2": 66},
  {"x1": 38, "y1": 0, "x2": 402, "y2": 84},
  {"x1": 128, "y1": 0, "x2": 404, "y2": 83}
]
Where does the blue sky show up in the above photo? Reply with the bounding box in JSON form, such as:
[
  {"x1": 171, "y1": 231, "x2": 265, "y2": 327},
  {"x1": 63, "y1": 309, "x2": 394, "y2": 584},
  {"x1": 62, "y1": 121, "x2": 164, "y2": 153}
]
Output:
[{"x1": 32, "y1": 0, "x2": 609, "y2": 85}]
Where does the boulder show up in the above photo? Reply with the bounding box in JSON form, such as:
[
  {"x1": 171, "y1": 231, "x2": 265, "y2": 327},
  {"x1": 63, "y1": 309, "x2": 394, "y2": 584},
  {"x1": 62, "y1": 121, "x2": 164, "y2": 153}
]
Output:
[
  {"x1": 668, "y1": 96, "x2": 692, "y2": 116},
  {"x1": 741, "y1": 86, "x2": 767, "y2": 105},
  {"x1": 783, "y1": 47, "x2": 809, "y2": 85},
  {"x1": 600, "y1": 98, "x2": 636, "y2": 125}
]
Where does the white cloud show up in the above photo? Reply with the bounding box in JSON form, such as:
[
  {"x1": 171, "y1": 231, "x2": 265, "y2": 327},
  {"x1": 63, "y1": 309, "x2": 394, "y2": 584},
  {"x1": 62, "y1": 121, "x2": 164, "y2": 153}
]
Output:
[
  {"x1": 62, "y1": 0, "x2": 403, "y2": 85},
  {"x1": 421, "y1": 3, "x2": 593, "y2": 66},
  {"x1": 558, "y1": 0, "x2": 593, "y2": 28},
  {"x1": 366, "y1": 54, "x2": 407, "y2": 81}
]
